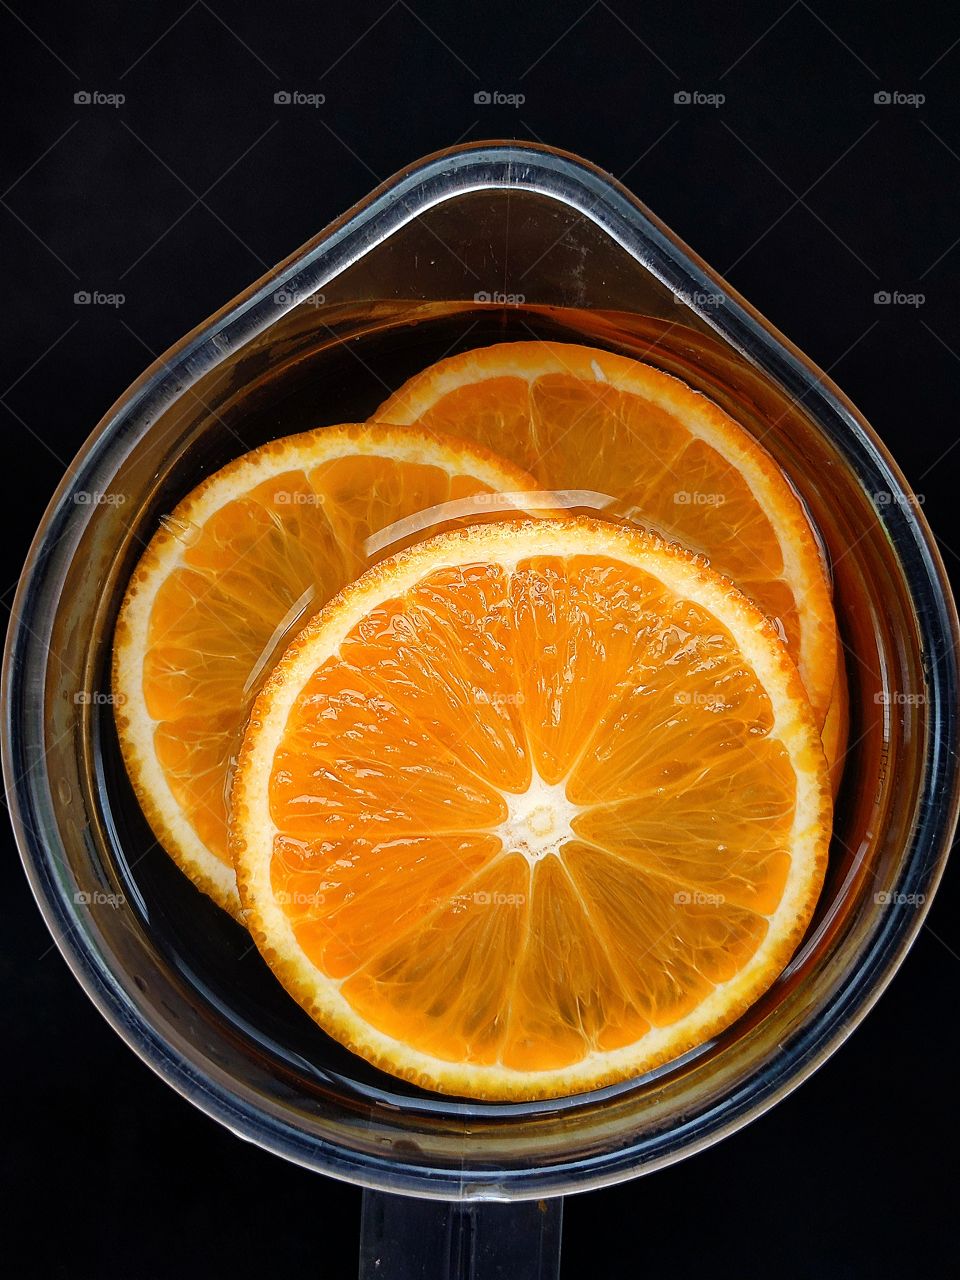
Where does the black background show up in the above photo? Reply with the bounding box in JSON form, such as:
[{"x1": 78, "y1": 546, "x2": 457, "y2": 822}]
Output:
[{"x1": 2, "y1": 2, "x2": 959, "y2": 1277}]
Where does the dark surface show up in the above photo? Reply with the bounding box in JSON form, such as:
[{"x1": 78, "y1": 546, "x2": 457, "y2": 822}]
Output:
[{"x1": 1, "y1": 2, "x2": 958, "y2": 1277}]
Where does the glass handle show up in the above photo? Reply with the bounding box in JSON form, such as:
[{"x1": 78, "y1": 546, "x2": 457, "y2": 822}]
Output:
[{"x1": 358, "y1": 1189, "x2": 563, "y2": 1279}]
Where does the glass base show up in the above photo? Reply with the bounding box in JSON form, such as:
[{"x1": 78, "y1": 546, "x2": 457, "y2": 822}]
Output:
[{"x1": 360, "y1": 1190, "x2": 563, "y2": 1279}]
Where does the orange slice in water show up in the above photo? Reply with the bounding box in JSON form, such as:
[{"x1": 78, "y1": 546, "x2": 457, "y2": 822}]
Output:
[
  {"x1": 232, "y1": 517, "x2": 831, "y2": 1100},
  {"x1": 375, "y1": 341, "x2": 837, "y2": 727},
  {"x1": 113, "y1": 425, "x2": 536, "y2": 917}
]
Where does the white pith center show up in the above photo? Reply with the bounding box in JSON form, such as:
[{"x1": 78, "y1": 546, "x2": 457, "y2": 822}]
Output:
[{"x1": 496, "y1": 776, "x2": 582, "y2": 864}]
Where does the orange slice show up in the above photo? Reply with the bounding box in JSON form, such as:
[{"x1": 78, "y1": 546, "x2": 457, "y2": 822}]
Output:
[
  {"x1": 232, "y1": 517, "x2": 831, "y2": 1100},
  {"x1": 113, "y1": 425, "x2": 536, "y2": 917},
  {"x1": 375, "y1": 341, "x2": 837, "y2": 727}
]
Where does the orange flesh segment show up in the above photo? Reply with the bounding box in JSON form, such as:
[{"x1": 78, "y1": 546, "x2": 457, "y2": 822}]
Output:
[{"x1": 266, "y1": 553, "x2": 798, "y2": 1073}]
